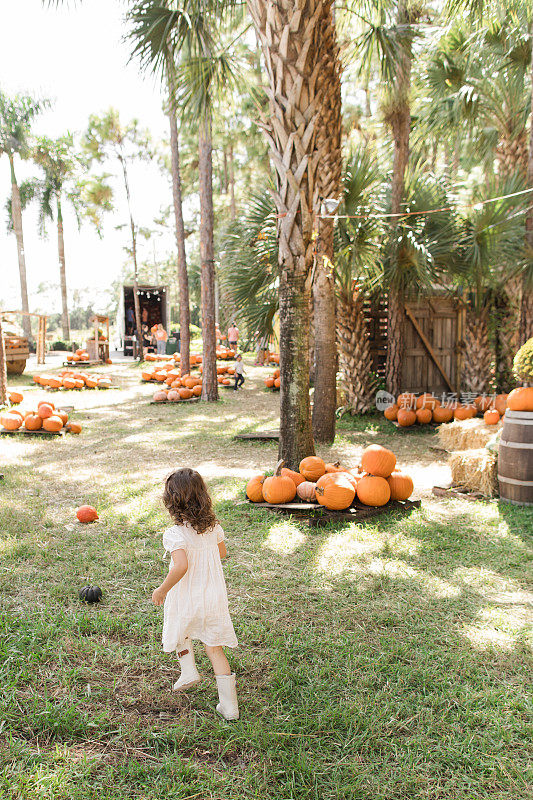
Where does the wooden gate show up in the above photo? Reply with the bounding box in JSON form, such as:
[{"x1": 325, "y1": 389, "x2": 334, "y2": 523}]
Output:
[{"x1": 366, "y1": 294, "x2": 464, "y2": 395}]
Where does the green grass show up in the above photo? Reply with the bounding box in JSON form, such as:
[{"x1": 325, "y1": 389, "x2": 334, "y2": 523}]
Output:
[{"x1": 1, "y1": 360, "x2": 532, "y2": 799}]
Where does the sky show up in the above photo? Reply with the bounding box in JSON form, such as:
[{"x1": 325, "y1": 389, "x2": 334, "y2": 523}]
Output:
[{"x1": 0, "y1": 0, "x2": 176, "y2": 317}]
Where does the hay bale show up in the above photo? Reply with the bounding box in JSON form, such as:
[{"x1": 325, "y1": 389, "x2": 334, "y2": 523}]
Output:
[
  {"x1": 438, "y1": 418, "x2": 501, "y2": 451},
  {"x1": 449, "y1": 449, "x2": 498, "y2": 497}
]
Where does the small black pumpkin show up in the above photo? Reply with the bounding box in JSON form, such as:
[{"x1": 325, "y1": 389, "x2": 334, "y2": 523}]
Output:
[{"x1": 79, "y1": 585, "x2": 103, "y2": 604}]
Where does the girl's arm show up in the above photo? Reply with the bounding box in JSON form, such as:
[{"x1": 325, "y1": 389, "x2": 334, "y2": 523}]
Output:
[
  {"x1": 152, "y1": 549, "x2": 188, "y2": 605},
  {"x1": 218, "y1": 541, "x2": 227, "y2": 559}
]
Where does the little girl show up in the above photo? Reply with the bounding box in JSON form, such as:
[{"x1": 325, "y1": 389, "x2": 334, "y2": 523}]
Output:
[{"x1": 152, "y1": 468, "x2": 239, "y2": 720}]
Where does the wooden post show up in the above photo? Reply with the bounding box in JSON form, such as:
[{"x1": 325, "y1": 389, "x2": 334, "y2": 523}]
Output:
[
  {"x1": 37, "y1": 315, "x2": 46, "y2": 365},
  {"x1": 0, "y1": 316, "x2": 8, "y2": 405},
  {"x1": 456, "y1": 301, "x2": 466, "y2": 395}
]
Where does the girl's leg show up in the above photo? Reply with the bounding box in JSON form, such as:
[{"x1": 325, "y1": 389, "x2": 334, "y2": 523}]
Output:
[
  {"x1": 173, "y1": 638, "x2": 202, "y2": 691},
  {"x1": 204, "y1": 645, "x2": 239, "y2": 721}
]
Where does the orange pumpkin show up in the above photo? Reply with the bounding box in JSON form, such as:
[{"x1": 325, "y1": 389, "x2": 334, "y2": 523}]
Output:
[
  {"x1": 192, "y1": 385, "x2": 202, "y2": 397},
  {"x1": 179, "y1": 388, "x2": 193, "y2": 399},
  {"x1": 38, "y1": 403, "x2": 55, "y2": 420},
  {"x1": 507, "y1": 387, "x2": 533, "y2": 412},
  {"x1": 24, "y1": 413, "x2": 42, "y2": 431},
  {"x1": 397, "y1": 392, "x2": 416, "y2": 409},
  {"x1": 325, "y1": 462, "x2": 343, "y2": 473},
  {"x1": 387, "y1": 471, "x2": 414, "y2": 501},
  {"x1": 397, "y1": 408, "x2": 416, "y2": 427},
  {"x1": 246, "y1": 474, "x2": 265, "y2": 502},
  {"x1": 454, "y1": 405, "x2": 473, "y2": 420},
  {"x1": 484, "y1": 409, "x2": 500, "y2": 425},
  {"x1": 335, "y1": 471, "x2": 359, "y2": 490},
  {"x1": 33, "y1": 375, "x2": 41, "y2": 384},
  {"x1": 63, "y1": 377, "x2": 76, "y2": 389},
  {"x1": 494, "y1": 393, "x2": 508, "y2": 415},
  {"x1": 274, "y1": 378, "x2": 281, "y2": 388},
  {"x1": 416, "y1": 408, "x2": 432, "y2": 425},
  {"x1": 48, "y1": 377, "x2": 62, "y2": 389},
  {"x1": 167, "y1": 389, "x2": 180, "y2": 401},
  {"x1": 299, "y1": 456, "x2": 326, "y2": 481},
  {"x1": 416, "y1": 393, "x2": 439, "y2": 410},
  {"x1": 384, "y1": 404, "x2": 399, "y2": 421},
  {"x1": 153, "y1": 390, "x2": 167, "y2": 402},
  {"x1": 264, "y1": 378, "x2": 275, "y2": 388},
  {"x1": 262, "y1": 461, "x2": 297, "y2": 504},
  {"x1": 356, "y1": 475, "x2": 391, "y2": 507},
  {"x1": 8, "y1": 391, "x2": 23, "y2": 404},
  {"x1": 432, "y1": 406, "x2": 454, "y2": 424},
  {"x1": 280, "y1": 467, "x2": 305, "y2": 487},
  {"x1": 1, "y1": 412, "x2": 22, "y2": 431},
  {"x1": 43, "y1": 415, "x2": 63, "y2": 432},
  {"x1": 361, "y1": 445, "x2": 396, "y2": 478},
  {"x1": 315, "y1": 473, "x2": 355, "y2": 510},
  {"x1": 85, "y1": 377, "x2": 98, "y2": 388},
  {"x1": 66, "y1": 422, "x2": 82, "y2": 434},
  {"x1": 56, "y1": 409, "x2": 69, "y2": 425},
  {"x1": 76, "y1": 505, "x2": 98, "y2": 523},
  {"x1": 474, "y1": 395, "x2": 493, "y2": 413}
]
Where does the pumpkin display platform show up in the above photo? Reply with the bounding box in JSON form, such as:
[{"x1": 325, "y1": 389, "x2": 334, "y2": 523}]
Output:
[
  {"x1": 244, "y1": 497, "x2": 421, "y2": 527},
  {"x1": 62, "y1": 360, "x2": 101, "y2": 368},
  {"x1": 234, "y1": 430, "x2": 280, "y2": 441},
  {"x1": 0, "y1": 427, "x2": 65, "y2": 437},
  {"x1": 45, "y1": 384, "x2": 118, "y2": 392},
  {"x1": 149, "y1": 397, "x2": 200, "y2": 405}
]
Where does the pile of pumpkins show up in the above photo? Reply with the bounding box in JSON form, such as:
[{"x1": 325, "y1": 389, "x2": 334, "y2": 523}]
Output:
[
  {"x1": 145, "y1": 352, "x2": 203, "y2": 366},
  {"x1": 264, "y1": 368, "x2": 280, "y2": 390},
  {"x1": 143, "y1": 363, "x2": 203, "y2": 398},
  {"x1": 246, "y1": 446, "x2": 413, "y2": 510},
  {"x1": 384, "y1": 392, "x2": 509, "y2": 427},
  {"x1": 266, "y1": 352, "x2": 280, "y2": 365},
  {"x1": 66, "y1": 348, "x2": 90, "y2": 363},
  {"x1": 33, "y1": 370, "x2": 112, "y2": 390},
  {"x1": 216, "y1": 346, "x2": 236, "y2": 360},
  {"x1": 216, "y1": 364, "x2": 235, "y2": 386},
  {"x1": 1, "y1": 399, "x2": 82, "y2": 434}
]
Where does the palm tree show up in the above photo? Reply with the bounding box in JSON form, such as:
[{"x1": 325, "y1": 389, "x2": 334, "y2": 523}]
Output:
[
  {"x1": 30, "y1": 134, "x2": 83, "y2": 341},
  {"x1": 247, "y1": 0, "x2": 335, "y2": 465},
  {"x1": 0, "y1": 90, "x2": 45, "y2": 340},
  {"x1": 312, "y1": 0, "x2": 343, "y2": 444},
  {"x1": 126, "y1": 0, "x2": 210, "y2": 376},
  {"x1": 83, "y1": 109, "x2": 150, "y2": 358}
]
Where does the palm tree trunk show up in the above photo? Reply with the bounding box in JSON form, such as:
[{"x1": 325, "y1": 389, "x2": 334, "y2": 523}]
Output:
[
  {"x1": 463, "y1": 307, "x2": 492, "y2": 394},
  {"x1": 167, "y1": 71, "x2": 191, "y2": 376},
  {"x1": 0, "y1": 316, "x2": 8, "y2": 405},
  {"x1": 385, "y1": 2, "x2": 412, "y2": 397},
  {"x1": 119, "y1": 154, "x2": 143, "y2": 360},
  {"x1": 337, "y1": 289, "x2": 376, "y2": 413},
  {"x1": 522, "y1": 29, "x2": 533, "y2": 343},
  {"x1": 495, "y1": 274, "x2": 522, "y2": 391},
  {"x1": 56, "y1": 198, "x2": 70, "y2": 341},
  {"x1": 228, "y1": 143, "x2": 236, "y2": 221},
  {"x1": 199, "y1": 114, "x2": 218, "y2": 402},
  {"x1": 247, "y1": 0, "x2": 326, "y2": 465},
  {"x1": 312, "y1": 0, "x2": 342, "y2": 443},
  {"x1": 9, "y1": 155, "x2": 31, "y2": 340},
  {"x1": 312, "y1": 222, "x2": 337, "y2": 442}
]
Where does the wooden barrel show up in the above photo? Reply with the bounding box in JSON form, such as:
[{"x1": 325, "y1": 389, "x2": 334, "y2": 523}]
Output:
[{"x1": 498, "y1": 410, "x2": 533, "y2": 505}]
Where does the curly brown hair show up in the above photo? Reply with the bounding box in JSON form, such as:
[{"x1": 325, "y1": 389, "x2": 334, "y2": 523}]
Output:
[{"x1": 163, "y1": 468, "x2": 218, "y2": 534}]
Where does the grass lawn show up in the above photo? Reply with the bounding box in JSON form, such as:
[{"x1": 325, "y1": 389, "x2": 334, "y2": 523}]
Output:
[{"x1": 1, "y1": 359, "x2": 532, "y2": 799}]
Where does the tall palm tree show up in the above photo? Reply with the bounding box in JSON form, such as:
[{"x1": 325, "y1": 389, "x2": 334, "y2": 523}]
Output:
[
  {"x1": 126, "y1": 0, "x2": 210, "y2": 376},
  {"x1": 83, "y1": 110, "x2": 150, "y2": 358},
  {"x1": 312, "y1": 0, "x2": 343, "y2": 444},
  {"x1": 246, "y1": 0, "x2": 336, "y2": 465},
  {"x1": 31, "y1": 134, "x2": 83, "y2": 341},
  {"x1": 0, "y1": 90, "x2": 45, "y2": 340}
]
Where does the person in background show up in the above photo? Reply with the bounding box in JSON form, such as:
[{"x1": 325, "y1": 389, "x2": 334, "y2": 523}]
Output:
[
  {"x1": 215, "y1": 323, "x2": 222, "y2": 345},
  {"x1": 233, "y1": 354, "x2": 245, "y2": 390},
  {"x1": 227, "y1": 321, "x2": 239, "y2": 352},
  {"x1": 126, "y1": 305, "x2": 135, "y2": 335},
  {"x1": 142, "y1": 307, "x2": 149, "y2": 324},
  {"x1": 255, "y1": 332, "x2": 269, "y2": 366},
  {"x1": 155, "y1": 323, "x2": 168, "y2": 356}
]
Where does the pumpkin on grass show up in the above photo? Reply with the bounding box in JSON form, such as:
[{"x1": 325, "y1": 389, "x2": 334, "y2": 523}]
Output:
[
  {"x1": 356, "y1": 475, "x2": 391, "y2": 507},
  {"x1": 297, "y1": 481, "x2": 317, "y2": 502},
  {"x1": 262, "y1": 461, "x2": 297, "y2": 504},
  {"x1": 299, "y1": 456, "x2": 326, "y2": 481},
  {"x1": 397, "y1": 408, "x2": 416, "y2": 427},
  {"x1": 361, "y1": 445, "x2": 396, "y2": 478},
  {"x1": 79, "y1": 585, "x2": 102, "y2": 604},
  {"x1": 387, "y1": 472, "x2": 414, "y2": 501},
  {"x1": 397, "y1": 392, "x2": 416, "y2": 409},
  {"x1": 315, "y1": 473, "x2": 355, "y2": 510},
  {"x1": 246, "y1": 474, "x2": 265, "y2": 502},
  {"x1": 8, "y1": 391, "x2": 23, "y2": 404},
  {"x1": 66, "y1": 422, "x2": 82, "y2": 434},
  {"x1": 415, "y1": 408, "x2": 432, "y2": 425},
  {"x1": 384, "y1": 404, "x2": 398, "y2": 421},
  {"x1": 432, "y1": 406, "x2": 454, "y2": 424},
  {"x1": 76, "y1": 505, "x2": 99, "y2": 523}
]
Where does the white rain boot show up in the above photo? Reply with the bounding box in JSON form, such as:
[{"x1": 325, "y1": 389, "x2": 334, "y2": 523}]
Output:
[
  {"x1": 173, "y1": 639, "x2": 201, "y2": 691},
  {"x1": 215, "y1": 673, "x2": 239, "y2": 720}
]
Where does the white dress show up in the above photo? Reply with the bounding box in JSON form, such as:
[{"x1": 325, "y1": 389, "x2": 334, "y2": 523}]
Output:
[{"x1": 161, "y1": 522, "x2": 238, "y2": 652}]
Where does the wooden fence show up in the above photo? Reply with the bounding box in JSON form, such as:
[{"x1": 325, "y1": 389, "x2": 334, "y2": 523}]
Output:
[{"x1": 366, "y1": 294, "x2": 465, "y2": 394}]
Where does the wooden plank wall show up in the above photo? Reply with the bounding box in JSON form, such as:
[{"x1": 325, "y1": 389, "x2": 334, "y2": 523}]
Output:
[{"x1": 366, "y1": 294, "x2": 461, "y2": 394}]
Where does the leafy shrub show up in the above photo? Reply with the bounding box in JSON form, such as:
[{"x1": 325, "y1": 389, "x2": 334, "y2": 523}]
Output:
[
  {"x1": 51, "y1": 340, "x2": 79, "y2": 351},
  {"x1": 513, "y1": 337, "x2": 533, "y2": 382}
]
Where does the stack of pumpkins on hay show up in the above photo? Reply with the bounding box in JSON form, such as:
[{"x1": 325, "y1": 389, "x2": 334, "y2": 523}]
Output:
[
  {"x1": 264, "y1": 368, "x2": 280, "y2": 390},
  {"x1": 32, "y1": 371, "x2": 112, "y2": 390},
  {"x1": 1, "y1": 397, "x2": 82, "y2": 434},
  {"x1": 246, "y1": 446, "x2": 414, "y2": 510},
  {"x1": 384, "y1": 392, "x2": 508, "y2": 427}
]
